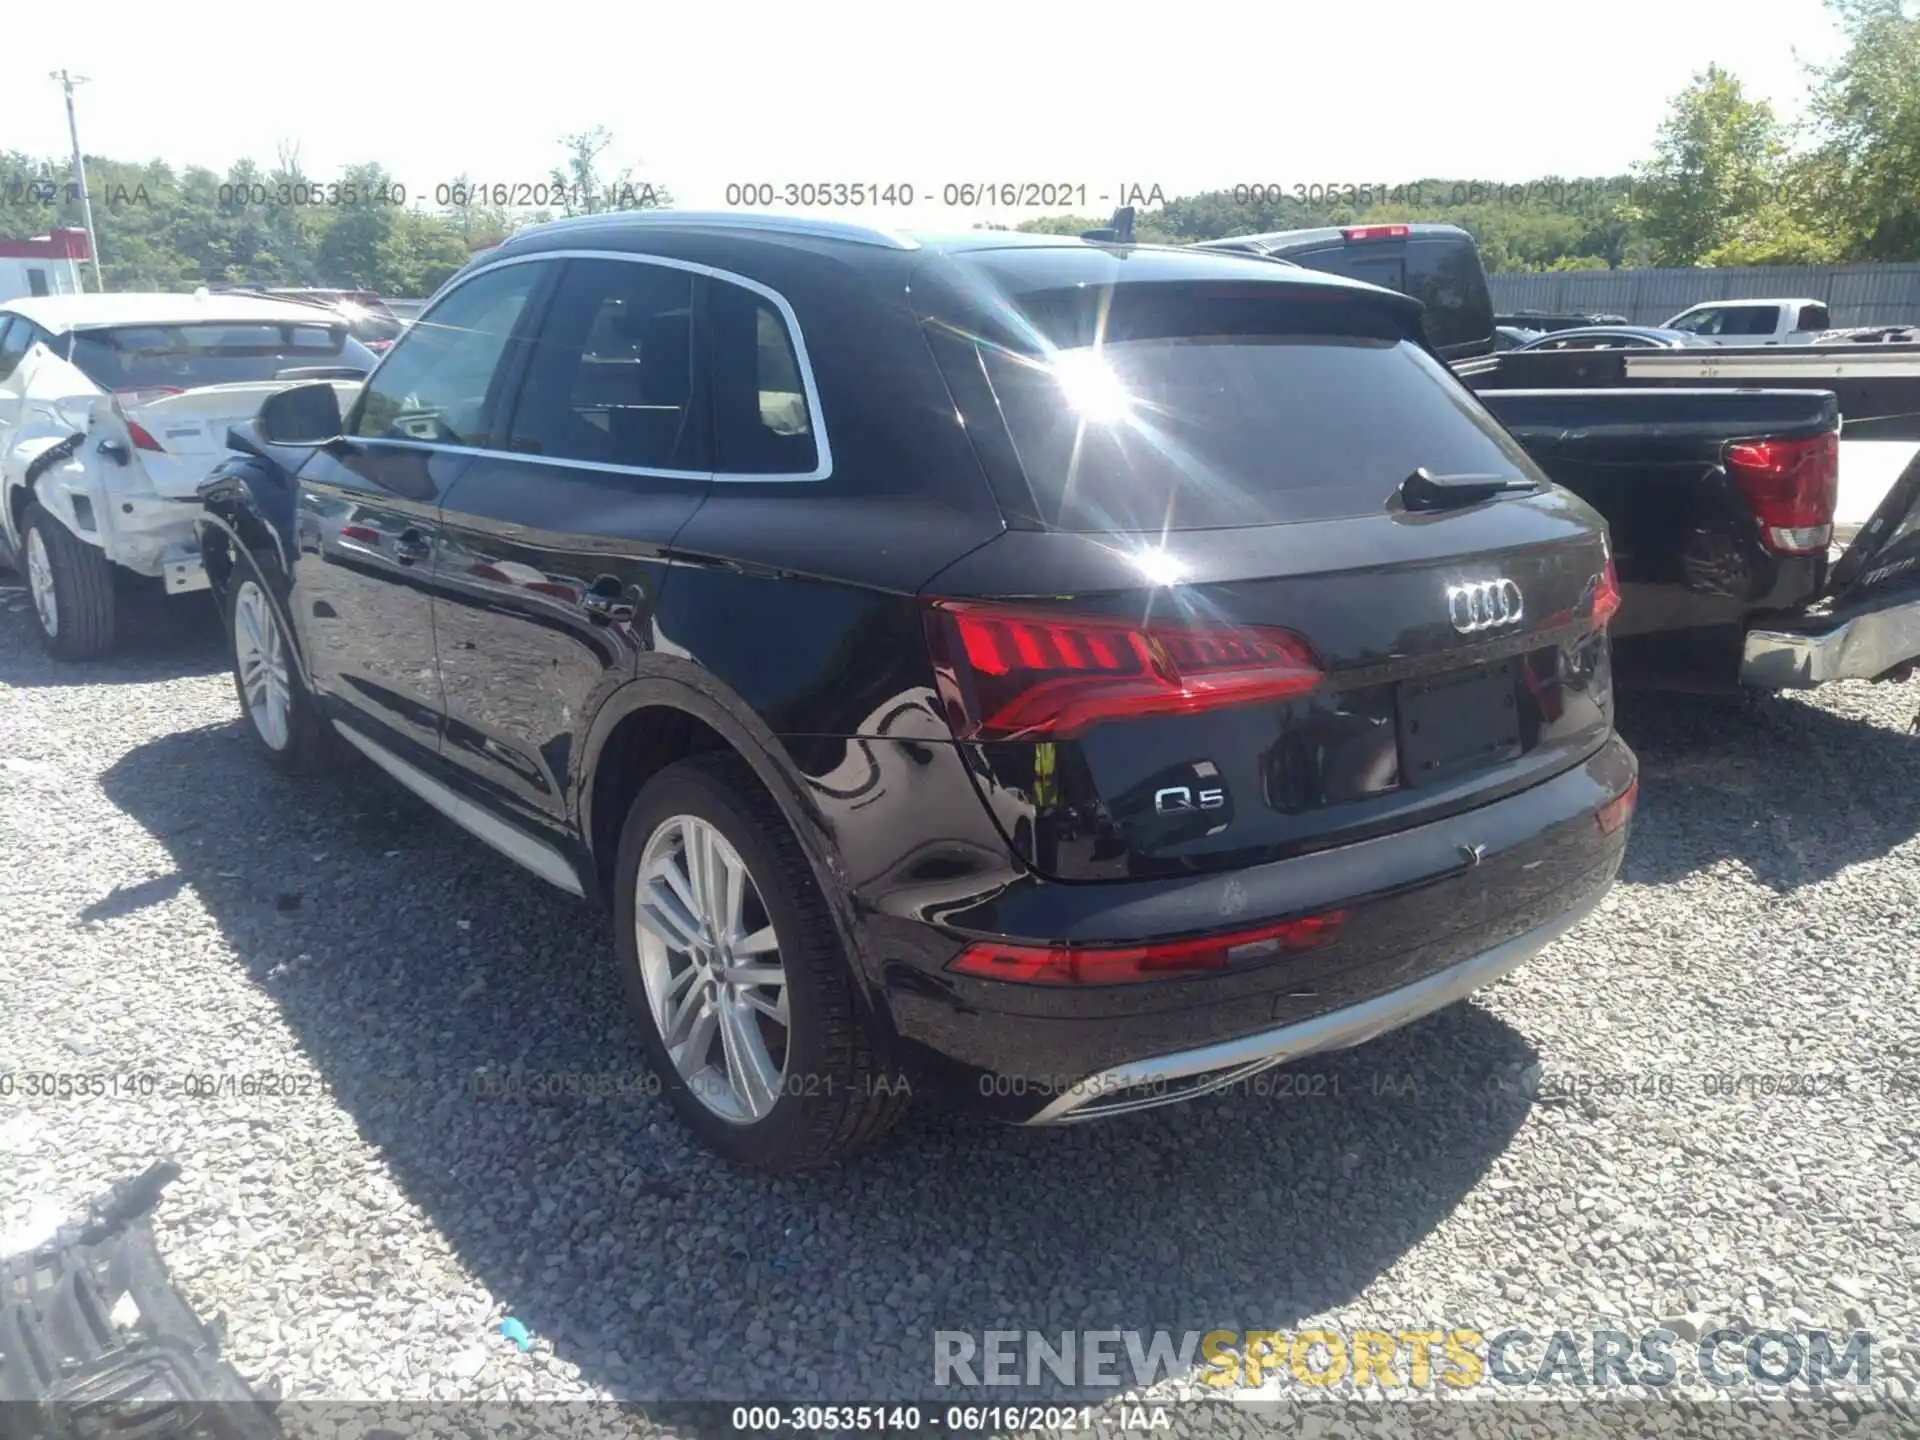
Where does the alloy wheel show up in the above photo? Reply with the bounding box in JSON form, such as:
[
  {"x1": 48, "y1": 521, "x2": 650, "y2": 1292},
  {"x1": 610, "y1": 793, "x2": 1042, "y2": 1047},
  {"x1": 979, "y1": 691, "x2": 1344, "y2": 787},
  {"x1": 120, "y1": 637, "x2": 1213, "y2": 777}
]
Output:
[
  {"x1": 25, "y1": 527, "x2": 57, "y2": 637},
  {"x1": 633, "y1": 814, "x2": 790, "y2": 1123},
  {"x1": 234, "y1": 580, "x2": 291, "y2": 751}
]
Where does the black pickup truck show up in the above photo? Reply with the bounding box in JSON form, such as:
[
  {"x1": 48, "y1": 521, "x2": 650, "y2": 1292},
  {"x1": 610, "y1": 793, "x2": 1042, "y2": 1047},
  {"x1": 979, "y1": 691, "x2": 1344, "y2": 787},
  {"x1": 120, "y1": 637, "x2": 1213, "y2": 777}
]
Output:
[{"x1": 1197, "y1": 222, "x2": 1920, "y2": 695}]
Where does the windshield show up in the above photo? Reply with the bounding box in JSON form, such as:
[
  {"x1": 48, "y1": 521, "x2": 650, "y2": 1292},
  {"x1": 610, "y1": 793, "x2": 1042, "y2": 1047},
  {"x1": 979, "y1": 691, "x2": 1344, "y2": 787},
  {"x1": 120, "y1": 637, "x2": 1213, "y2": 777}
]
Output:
[
  {"x1": 971, "y1": 287, "x2": 1539, "y2": 531},
  {"x1": 64, "y1": 321, "x2": 373, "y2": 391}
]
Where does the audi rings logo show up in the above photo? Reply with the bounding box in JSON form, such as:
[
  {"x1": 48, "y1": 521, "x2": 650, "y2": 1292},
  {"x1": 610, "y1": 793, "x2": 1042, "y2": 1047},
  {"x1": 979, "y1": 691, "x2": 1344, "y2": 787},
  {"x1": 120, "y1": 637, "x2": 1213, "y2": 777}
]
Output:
[{"x1": 1447, "y1": 579, "x2": 1524, "y2": 634}]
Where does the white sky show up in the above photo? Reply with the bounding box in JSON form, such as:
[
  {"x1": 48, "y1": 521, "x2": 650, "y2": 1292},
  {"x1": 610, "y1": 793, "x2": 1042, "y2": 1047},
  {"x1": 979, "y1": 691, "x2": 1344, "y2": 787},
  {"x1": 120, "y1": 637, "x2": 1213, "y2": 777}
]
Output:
[{"x1": 5, "y1": 0, "x2": 1849, "y2": 230}]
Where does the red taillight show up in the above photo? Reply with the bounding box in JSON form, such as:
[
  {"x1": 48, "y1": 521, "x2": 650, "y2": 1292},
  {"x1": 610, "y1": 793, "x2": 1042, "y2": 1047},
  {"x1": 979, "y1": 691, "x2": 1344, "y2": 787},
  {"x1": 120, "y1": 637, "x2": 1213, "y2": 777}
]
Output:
[
  {"x1": 1591, "y1": 559, "x2": 1622, "y2": 629},
  {"x1": 1342, "y1": 224, "x2": 1411, "y2": 241},
  {"x1": 111, "y1": 388, "x2": 179, "y2": 452},
  {"x1": 1725, "y1": 433, "x2": 1838, "y2": 555},
  {"x1": 923, "y1": 601, "x2": 1323, "y2": 741},
  {"x1": 950, "y1": 910, "x2": 1347, "y2": 986},
  {"x1": 1597, "y1": 778, "x2": 1637, "y2": 837}
]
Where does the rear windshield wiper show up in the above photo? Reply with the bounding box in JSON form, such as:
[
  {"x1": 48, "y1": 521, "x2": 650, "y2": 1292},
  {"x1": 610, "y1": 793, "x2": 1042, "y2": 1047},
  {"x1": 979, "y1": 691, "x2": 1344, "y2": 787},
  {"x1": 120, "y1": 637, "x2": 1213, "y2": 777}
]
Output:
[{"x1": 1398, "y1": 466, "x2": 1539, "y2": 513}]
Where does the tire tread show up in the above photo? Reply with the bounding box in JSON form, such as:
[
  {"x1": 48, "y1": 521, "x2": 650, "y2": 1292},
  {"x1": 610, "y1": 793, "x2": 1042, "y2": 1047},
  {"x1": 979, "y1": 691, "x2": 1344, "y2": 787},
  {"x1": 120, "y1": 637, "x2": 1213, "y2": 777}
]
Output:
[{"x1": 24, "y1": 504, "x2": 116, "y2": 660}]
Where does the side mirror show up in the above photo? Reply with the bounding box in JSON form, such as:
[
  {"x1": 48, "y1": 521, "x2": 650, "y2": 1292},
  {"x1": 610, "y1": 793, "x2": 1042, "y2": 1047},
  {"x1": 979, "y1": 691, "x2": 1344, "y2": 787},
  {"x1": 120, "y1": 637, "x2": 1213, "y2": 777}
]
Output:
[{"x1": 258, "y1": 382, "x2": 344, "y2": 446}]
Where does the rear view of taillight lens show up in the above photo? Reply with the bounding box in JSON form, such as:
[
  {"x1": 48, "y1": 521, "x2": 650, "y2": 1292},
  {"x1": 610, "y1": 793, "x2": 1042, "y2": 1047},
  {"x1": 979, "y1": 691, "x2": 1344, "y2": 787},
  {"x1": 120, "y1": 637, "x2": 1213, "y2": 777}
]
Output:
[
  {"x1": 111, "y1": 389, "x2": 179, "y2": 452},
  {"x1": 949, "y1": 910, "x2": 1347, "y2": 985},
  {"x1": 1726, "y1": 433, "x2": 1839, "y2": 555},
  {"x1": 1597, "y1": 778, "x2": 1637, "y2": 836},
  {"x1": 923, "y1": 601, "x2": 1323, "y2": 741}
]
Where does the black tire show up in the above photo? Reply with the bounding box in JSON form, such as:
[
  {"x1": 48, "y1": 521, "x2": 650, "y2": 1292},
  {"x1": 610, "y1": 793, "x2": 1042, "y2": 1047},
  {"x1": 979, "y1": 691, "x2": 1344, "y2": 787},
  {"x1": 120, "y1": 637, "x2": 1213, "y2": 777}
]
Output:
[
  {"x1": 613, "y1": 753, "x2": 910, "y2": 1170},
  {"x1": 224, "y1": 571, "x2": 331, "y2": 773},
  {"x1": 21, "y1": 503, "x2": 116, "y2": 660}
]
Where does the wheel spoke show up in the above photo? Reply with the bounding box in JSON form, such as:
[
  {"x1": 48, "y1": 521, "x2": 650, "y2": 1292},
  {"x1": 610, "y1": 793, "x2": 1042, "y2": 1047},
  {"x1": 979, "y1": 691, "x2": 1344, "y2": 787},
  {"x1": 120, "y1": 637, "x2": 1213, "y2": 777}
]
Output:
[
  {"x1": 741, "y1": 986, "x2": 789, "y2": 1025},
  {"x1": 717, "y1": 995, "x2": 779, "y2": 1119},
  {"x1": 716, "y1": 845, "x2": 744, "y2": 949},
  {"x1": 721, "y1": 963, "x2": 784, "y2": 989},
  {"x1": 694, "y1": 826, "x2": 725, "y2": 937},
  {"x1": 733, "y1": 924, "x2": 779, "y2": 956},
  {"x1": 659, "y1": 970, "x2": 706, "y2": 1045},
  {"x1": 667, "y1": 997, "x2": 717, "y2": 1072},
  {"x1": 678, "y1": 826, "x2": 714, "y2": 942},
  {"x1": 650, "y1": 845, "x2": 700, "y2": 924},
  {"x1": 637, "y1": 878, "x2": 704, "y2": 953}
]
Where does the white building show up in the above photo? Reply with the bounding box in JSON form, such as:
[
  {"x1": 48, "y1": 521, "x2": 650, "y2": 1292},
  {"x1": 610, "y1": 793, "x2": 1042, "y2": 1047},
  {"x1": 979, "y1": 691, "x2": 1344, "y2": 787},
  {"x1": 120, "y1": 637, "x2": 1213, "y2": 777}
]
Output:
[{"x1": 0, "y1": 228, "x2": 90, "y2": 303}]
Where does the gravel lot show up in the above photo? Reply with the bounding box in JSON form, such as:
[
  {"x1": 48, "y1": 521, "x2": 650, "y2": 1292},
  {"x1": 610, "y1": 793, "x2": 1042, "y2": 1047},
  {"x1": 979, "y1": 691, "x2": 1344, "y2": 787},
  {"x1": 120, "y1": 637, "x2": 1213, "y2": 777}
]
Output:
[{"x1": 1, "y1": 576, "x2": 1917, "y2": 1432}]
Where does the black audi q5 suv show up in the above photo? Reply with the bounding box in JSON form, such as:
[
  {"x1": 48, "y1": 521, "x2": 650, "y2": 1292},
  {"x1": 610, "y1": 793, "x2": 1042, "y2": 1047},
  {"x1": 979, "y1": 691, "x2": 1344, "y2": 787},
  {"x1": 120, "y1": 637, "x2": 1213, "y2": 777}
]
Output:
[{"x1": 197, "y1": 211, "x2": 1637, "y2": 1169}]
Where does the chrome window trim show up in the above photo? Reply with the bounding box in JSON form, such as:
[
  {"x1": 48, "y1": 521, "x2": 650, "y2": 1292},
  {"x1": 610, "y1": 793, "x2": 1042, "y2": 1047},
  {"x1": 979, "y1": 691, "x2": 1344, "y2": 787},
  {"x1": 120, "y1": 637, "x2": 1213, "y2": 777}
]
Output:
[{"x1": 374, "y1": 247, "x2": 832, "y2": 484}]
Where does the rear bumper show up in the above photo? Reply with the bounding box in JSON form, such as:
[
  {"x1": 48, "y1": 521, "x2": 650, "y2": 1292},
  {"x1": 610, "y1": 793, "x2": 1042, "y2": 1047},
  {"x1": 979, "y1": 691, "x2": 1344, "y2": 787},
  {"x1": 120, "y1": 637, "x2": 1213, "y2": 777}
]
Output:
[
  {"x1": 1741, "y1": 588, "x2": 1920, "y2": 687},
  {"x1": 883, "y1": 735, "x2": 1635, "y2": 1123},
  {"x1": 1026, "y1": 884, "x2": 1607, "y2": 1123}
]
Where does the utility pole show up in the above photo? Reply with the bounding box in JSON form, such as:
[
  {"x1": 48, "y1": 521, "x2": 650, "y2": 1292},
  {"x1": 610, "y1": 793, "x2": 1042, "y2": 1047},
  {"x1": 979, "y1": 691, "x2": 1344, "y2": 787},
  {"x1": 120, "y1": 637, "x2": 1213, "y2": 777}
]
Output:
[{"x1": 50, "y1": 69, "x2": 105, "y2": 292}]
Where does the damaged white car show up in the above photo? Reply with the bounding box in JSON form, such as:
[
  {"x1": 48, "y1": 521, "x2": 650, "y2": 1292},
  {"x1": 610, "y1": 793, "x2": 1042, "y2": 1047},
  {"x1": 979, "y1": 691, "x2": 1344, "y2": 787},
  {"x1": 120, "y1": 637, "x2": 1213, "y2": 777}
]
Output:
[{"x1": 0, "y1": 294, "x2": 376, "y2": 658}]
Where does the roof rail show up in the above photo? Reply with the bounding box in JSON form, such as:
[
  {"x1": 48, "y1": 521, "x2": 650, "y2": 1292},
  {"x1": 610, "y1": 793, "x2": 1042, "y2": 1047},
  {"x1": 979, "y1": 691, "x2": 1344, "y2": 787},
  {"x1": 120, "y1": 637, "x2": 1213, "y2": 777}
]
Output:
[{"x1": 505, "y1": 210, "x2": 921, "y2": 251}]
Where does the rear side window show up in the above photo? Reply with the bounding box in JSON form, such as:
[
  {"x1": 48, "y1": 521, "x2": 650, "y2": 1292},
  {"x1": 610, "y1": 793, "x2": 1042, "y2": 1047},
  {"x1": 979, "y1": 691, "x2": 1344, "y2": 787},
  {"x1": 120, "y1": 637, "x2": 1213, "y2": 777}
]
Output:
[
  {"x1": 968, "y1": 285, "x2": 1538, "y2": 532},
  {"x1": 505, "y1": 258, "x2": 703, "y2": 471},
  {"x1": 708, "y1": 280, "x2": 820, "y2": 477},
  {"x1": 67, "y1": 321, "x2": 356, "y2": 392},
  {"x1": 1797, "y1": 304, "x2": 1831, "y2": 331},
  {"x1": 1733, "y1": 305, "x2": 1781, "y2": 336}
]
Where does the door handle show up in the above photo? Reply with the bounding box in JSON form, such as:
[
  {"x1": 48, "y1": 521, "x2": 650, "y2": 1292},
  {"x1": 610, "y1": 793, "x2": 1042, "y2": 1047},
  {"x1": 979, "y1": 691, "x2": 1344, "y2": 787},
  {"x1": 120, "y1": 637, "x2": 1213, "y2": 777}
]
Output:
[
  {"x1": 582, "y1": 579, "x2": 637, "y2": 625},
  {"x1": 393, "y1": 529, "x2": 432, "y2": 566}
]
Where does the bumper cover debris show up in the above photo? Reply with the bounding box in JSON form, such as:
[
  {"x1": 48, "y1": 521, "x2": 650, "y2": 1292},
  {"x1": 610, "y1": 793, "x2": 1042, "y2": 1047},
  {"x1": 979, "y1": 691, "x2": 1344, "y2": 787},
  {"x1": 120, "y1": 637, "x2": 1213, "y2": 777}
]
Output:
[{"x1": 0, "y1": 1161, "x2": 280, "y2": 1439}]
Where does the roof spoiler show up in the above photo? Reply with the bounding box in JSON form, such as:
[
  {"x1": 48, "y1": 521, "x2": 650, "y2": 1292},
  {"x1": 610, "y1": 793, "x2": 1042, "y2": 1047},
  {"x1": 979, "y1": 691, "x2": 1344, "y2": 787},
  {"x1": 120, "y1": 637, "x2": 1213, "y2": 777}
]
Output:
[{"x1": 1080, "y1": 205, "x2": 1136, "y2": 244}]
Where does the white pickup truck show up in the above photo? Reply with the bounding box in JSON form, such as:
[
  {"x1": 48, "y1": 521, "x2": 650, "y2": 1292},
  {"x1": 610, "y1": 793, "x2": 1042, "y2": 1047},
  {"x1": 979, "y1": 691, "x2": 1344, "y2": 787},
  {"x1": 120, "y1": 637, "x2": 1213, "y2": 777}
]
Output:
[
  {"x1": 0, "y1": 293, "x2": 375, "y2": 658},
  {"x1": 1662, "y1": 298, "x2": 1834, "y2": 346}
]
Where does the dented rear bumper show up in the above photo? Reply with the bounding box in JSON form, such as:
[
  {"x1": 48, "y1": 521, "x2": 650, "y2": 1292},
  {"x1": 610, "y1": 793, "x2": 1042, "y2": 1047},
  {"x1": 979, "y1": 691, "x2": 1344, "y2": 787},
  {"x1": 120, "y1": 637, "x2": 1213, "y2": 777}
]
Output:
[{"x1": 1741, "y1": 586, "x2": 1920, "y2": 687}]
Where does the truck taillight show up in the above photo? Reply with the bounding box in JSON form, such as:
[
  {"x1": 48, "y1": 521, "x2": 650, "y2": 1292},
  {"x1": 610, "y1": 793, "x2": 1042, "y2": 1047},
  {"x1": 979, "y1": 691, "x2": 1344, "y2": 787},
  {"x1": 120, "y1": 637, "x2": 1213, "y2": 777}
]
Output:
[
  {"x1": 922, "y1": 600, "x2": 1323, "y2": 742},
  {"x1": 1592, "y1": 559, "x2": 1622, "y2": 628},
  {"x1": 1726, "y1": 433, "x2": 1838, "y2": 555},
  {"x1": 1342, "y1": 224, "x2": 1410, "y2": 241}
]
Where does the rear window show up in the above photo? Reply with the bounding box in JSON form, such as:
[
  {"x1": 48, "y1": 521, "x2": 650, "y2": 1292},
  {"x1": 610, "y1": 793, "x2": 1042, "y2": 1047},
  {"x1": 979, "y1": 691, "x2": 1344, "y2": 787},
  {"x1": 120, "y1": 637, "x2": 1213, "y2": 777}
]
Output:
[
  {"x1": 973, "y1": 287, "x2": 1539, "y2": 531},
  {"x1": 1286, "y1": 237, "x2": 1494, "y2": 355},
  {"x1": 65, "y1": 322, "x2": 371, "y2": 391}
]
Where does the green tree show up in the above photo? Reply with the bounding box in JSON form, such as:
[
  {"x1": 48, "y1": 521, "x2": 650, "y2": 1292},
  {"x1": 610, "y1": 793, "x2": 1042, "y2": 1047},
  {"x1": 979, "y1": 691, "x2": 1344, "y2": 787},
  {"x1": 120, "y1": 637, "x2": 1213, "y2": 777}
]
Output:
[
  {"x1": 547, "y1": 128, "x2": 673, "y2": 215},
  {"x1": 1628, "y1": 65, "x2": 1796, "y2": 265},
  {"x1": 1805, "y1": 0, "x2": 1920, "y2": 259},
  {"x1": 439, "y1": 171, "x2": 518, "y2": 254}
]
